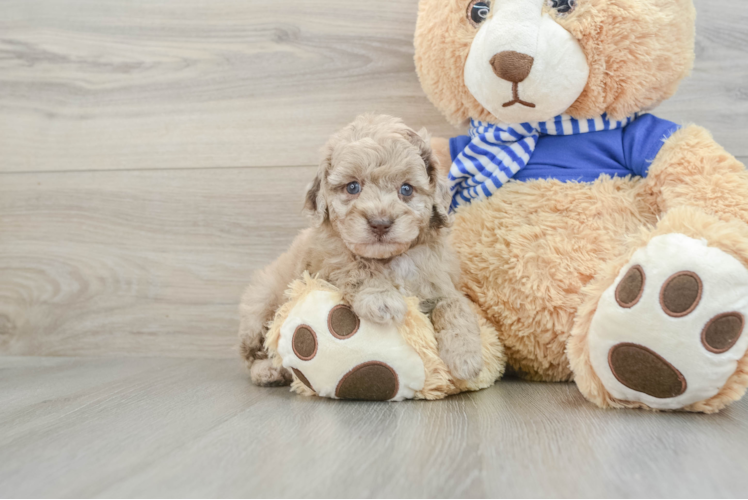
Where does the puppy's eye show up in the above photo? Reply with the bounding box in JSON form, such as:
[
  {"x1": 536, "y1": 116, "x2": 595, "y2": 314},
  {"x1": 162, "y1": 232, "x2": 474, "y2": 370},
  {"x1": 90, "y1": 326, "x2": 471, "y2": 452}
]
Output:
[
  {"x1": 400, "y1": 184, "x2": 414, "y2": 197},
  {"x1": 547, "y1": 0, "x2": 577, "y2": 15},
  {"x1": 346, "y1": 181, "x2": 361, "y2": 195},
  {"x1": 467, "y1": 0, "x2": 490, "y2": 27}
]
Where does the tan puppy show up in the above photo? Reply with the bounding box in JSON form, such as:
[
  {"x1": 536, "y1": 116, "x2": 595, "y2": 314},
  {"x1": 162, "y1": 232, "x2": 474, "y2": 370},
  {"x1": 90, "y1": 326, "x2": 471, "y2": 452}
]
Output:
[{"x1": 239, "y1": 114, "x2": 484, "y2": 387}]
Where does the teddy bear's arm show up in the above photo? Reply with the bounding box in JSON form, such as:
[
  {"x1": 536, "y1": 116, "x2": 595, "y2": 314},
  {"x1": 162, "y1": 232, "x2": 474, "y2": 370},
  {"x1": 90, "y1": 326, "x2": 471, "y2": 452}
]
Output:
[{"x1": 643, "y1": 124, "x2": 748, "y2": 225}]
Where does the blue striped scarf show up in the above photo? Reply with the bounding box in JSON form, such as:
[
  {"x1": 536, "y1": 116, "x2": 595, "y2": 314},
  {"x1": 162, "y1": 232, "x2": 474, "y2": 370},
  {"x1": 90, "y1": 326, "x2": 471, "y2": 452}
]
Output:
[{"x1": 449, "y1": 113, "x2": 637, "y2": 210}]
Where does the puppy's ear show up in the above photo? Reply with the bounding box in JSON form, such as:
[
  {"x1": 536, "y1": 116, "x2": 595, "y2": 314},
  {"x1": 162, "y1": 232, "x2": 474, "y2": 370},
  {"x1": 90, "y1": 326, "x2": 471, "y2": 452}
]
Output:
[
  {"x1": 403, "y1": 126, "x2": 452, "y2": 229},
  {"x1": 303, "y1": 154, "x2": 330, "y2": 227},
  {"x1": 430, "y1": 172, "x2": 453, "y2": 230},
  {"x1": 403, "y1": 127, "x2": 438, "y2": 184}
]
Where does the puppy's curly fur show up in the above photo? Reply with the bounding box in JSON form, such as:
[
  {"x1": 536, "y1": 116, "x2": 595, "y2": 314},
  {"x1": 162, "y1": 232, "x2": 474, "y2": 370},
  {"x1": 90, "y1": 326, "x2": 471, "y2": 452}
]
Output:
[{"x1": 239, "y1": 114, "x2": 484, "y2": 386}]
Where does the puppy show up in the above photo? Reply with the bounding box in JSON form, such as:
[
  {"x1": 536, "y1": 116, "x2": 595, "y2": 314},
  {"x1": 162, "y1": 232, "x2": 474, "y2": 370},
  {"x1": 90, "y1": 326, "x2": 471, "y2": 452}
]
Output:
[{"x1": 239, "y1": 114, "x2": 484, "y2": 386}]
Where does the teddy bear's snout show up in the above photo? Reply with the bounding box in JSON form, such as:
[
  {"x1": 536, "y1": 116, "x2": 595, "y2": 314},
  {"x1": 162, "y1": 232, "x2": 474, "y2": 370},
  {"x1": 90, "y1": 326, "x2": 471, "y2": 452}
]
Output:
[{"x1": 490, "y1": 51, "x2": 534, "y2": 83}]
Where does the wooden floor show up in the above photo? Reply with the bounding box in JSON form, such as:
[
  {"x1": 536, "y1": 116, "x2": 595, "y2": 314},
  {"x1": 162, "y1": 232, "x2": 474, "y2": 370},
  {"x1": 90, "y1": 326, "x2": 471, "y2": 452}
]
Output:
[
  {"x1": 1, "y1": 0, "x2": 748, "y2": 497},
  {"x1": 1, "y1": 357, "x2": 747, "y2": 498}
]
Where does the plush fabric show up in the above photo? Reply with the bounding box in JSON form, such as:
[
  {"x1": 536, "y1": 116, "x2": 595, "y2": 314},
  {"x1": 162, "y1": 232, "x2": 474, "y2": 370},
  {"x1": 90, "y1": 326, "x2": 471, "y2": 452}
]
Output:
[
  {"x1": 415, "y1": 0, "x2": 696, "y2": 126},
  {"x1": 414, "y1": 0, "x2": 748, "y2": 412},
  {"x1": 451, "y1": 175, "x2": 655, "y2": 382},
  {"x1": 462, "y1": 0, "x2": 590, "y2": 123},
  {"x1": 587, "y1": 233, "x2": 748, "y2": 410},
  {"x1": 264, "y1": 274, "x2": 506, "y2": 401},
  {"x1": 568, "y1": 205, "x2": 748, "y2": 413}
]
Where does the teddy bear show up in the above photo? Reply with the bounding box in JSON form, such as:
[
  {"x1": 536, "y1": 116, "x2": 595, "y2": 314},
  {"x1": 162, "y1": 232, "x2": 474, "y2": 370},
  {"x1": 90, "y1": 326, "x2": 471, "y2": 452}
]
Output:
[{"x1": 414, "y1": 0, "x2": 748, "y2": 412}]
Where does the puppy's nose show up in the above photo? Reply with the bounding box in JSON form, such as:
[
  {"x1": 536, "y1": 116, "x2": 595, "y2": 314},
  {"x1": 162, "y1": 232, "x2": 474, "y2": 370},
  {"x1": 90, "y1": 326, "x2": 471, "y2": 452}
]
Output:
[
  {"x1": 490, "y1": 51, "x2": 534, "y2": 83},
  {"x1": 368, "y1": 218, "x2": 393, "y2": 237}
]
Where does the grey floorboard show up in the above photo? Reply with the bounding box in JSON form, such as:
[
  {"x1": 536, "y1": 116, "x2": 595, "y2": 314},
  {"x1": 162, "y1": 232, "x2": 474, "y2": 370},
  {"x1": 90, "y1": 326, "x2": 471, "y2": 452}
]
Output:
[
  {"x1": 1, "y1": 0, "x2": 747, "y2": 497},
  {"x1": 1, "y1": 357, "x2": 747, "y2": 498}
]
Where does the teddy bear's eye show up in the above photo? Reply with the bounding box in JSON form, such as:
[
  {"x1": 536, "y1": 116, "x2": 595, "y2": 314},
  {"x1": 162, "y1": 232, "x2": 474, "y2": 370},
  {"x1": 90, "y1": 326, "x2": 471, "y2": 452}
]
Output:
[
  {"x1": 467, "y1": 0, "x2": 491, "y2": 27},
  {"x1": 547, "y1": 0, "x2": 577, "y2": 15}
]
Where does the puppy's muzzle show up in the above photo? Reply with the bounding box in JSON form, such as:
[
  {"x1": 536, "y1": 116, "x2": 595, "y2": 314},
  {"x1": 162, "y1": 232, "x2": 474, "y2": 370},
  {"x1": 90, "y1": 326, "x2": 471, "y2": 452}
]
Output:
[{"x1": 368, "y1": 218, "x2": 393, "y2": 237}]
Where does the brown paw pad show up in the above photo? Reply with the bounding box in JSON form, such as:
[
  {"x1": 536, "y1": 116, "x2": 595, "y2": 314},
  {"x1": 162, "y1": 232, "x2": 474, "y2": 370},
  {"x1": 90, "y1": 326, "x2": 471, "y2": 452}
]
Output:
[
  {"x1": 328, "y1": 305, "x2": 360, "y2": 339},
  {"x1": 660, "y1": 271, "x2": 702, "y2": 317},
  {"x1": 335, "y1": 361, "x2": 399, "y2": 401},
  {"x1": 292, "y1": 325, "x2": 318, "y2": 360},
  {"x1": 616, "y1": 265, "x2": 645, "y2": 308},
  {"x1": 608, "y1": 343, "x2": 687, "y2": 399},
  {"x1": 702, "y1": 312, "x2": 745, "y2": 354},
  {"x1": 292, "y1": 368, "x2": 314, "y2": 391}
]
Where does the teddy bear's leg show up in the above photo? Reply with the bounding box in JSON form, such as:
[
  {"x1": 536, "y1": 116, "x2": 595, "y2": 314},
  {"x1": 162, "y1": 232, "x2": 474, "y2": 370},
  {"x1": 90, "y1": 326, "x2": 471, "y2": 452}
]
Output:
[{"x1": 568, "y1": 126, "x2": 748, "y2": 413}]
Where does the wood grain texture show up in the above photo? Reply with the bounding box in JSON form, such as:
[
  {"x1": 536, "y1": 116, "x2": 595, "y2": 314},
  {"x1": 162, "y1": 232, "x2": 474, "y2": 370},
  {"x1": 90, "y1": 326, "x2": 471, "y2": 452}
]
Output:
[
  {"x1": 658, "y1": 0, "x2": 748, "y2": 155},
  {"x1": 0, "y1": 167, "x2": 313, "y2": 358},
  {"x1": 0, "y1": 0, "x2": 454, "y2": 173},
  {"x1": 0, "y1": 0, "x2": 746, "y2": 173},
  {"x1": 1, "y1": 0, "x2": 747, "y2": 359},
  {"x1": 0, "y1": 357, "x2": 747, "y2": 498},
  {"x1": 1, "y1": 3, "x2": 747, "y2": 498}
]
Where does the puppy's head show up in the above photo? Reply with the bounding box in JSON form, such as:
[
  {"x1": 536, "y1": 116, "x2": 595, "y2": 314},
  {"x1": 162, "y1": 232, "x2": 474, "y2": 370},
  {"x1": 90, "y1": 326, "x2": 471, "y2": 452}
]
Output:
[{"x1": 305, "y1": 114, "x2": 451, "y2": 260}]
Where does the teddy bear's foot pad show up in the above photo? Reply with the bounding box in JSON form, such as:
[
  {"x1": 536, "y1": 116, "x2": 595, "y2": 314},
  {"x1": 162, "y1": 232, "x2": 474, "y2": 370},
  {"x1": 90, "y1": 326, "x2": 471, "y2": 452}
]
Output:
[
  {"x1": 589, "y1": 233, "x2": 748, "y2": 410},
  {"x1": 277, "y1": 290, "x2": 425, "y2": 401}
]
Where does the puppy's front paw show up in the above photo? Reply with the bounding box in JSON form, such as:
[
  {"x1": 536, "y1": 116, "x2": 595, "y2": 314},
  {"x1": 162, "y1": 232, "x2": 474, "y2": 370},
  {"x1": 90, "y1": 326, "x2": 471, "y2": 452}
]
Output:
[
  {"x1": 439, "y1": 329, "x2": 484, "y2": 381},
  {"x1": 352, "y1": 289, "x2": 408, "y2": 325},
  {"x1": 250, "y1": 359, "x2": 293, "y2": 387},
  {"x1": 239, "y1": 326, "x2": 266, "y2": 363}
]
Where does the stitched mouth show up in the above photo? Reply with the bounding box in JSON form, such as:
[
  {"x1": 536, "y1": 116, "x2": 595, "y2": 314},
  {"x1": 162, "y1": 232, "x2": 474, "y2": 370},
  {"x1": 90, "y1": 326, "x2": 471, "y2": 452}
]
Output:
[{"x1": 503, "y1": 82, "x2": 536, "y2": 108}]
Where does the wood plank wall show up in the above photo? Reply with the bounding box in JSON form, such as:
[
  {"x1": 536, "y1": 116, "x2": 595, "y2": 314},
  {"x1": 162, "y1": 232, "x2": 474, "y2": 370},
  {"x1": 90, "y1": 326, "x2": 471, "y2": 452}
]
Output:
[{"x1": 1, "y1": 0, "x2": 747, "y2": 358}]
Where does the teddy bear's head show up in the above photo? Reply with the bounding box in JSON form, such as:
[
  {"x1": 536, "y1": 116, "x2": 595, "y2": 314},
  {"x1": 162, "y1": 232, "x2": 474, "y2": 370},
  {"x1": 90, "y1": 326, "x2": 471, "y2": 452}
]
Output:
[{"x1": 415, "y1": 0, "x2": 696, "y2": 126}]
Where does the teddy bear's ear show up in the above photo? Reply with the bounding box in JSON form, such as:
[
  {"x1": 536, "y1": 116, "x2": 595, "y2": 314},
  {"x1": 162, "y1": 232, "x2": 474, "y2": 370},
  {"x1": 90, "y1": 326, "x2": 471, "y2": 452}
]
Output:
[{"x1": 303, "y1": 153, "x2": 330, "y2": 227}]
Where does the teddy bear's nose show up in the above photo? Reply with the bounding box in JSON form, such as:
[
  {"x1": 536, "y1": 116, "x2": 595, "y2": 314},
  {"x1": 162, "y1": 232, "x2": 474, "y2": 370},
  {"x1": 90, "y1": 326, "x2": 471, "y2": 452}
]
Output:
[{"x1": 490, "y1": 51, "x2": 535, "y2": 83}]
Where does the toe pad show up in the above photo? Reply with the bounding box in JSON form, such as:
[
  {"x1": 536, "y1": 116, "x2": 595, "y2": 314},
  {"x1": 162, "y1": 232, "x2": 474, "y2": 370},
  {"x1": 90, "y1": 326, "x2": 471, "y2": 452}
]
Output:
[{"x1": 608, "y1": 343, "x2": 687, "y2": 399}]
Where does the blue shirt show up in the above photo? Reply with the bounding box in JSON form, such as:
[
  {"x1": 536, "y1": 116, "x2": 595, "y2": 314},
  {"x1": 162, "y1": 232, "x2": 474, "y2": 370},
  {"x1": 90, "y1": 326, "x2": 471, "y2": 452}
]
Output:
[{"x1": 449, "y1": 114, "x2": 680, "y2": 183}]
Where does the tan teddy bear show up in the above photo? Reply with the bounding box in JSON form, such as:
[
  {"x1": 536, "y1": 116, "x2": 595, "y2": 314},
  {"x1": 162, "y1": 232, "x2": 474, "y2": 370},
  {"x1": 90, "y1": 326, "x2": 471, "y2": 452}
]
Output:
[{"x1": 415, "y1": 0, "x2": 748, "y2": 412}]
